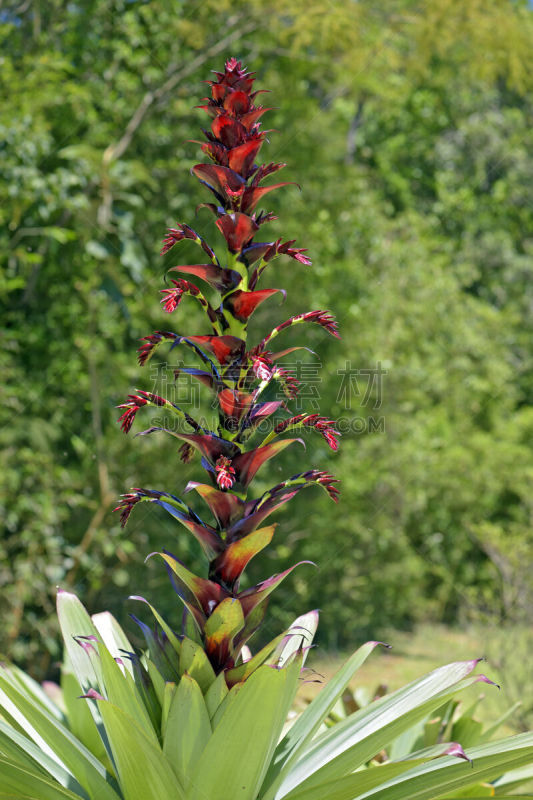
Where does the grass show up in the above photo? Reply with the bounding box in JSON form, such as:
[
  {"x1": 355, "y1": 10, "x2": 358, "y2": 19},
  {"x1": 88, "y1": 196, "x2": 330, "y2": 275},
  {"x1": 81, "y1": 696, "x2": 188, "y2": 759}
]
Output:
[{"x1": 302, "y1": 624, "x2": 525, "y2": 733}]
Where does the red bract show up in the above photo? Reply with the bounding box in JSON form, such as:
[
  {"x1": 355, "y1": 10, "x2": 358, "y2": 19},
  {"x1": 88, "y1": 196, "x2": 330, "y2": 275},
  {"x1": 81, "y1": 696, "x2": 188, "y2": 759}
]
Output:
[
  {"x1": 228, "y1": 138, "x2": 263, "y2": 176},
  {"x1": 218, "y1": 388, "x2": 253, "y2": 420},
  {"x1": 168, "y1": 262, "x2": 241, "y2": 293},
  {"x1": 224, "y1": 288, "x2": 284, "y2": 323},
  {"x1": 215, "y1": 212, "x2": 258, "y2": 252},
  {"x1": 116, "y1": 58, "x2": 340, "y2": 681}
]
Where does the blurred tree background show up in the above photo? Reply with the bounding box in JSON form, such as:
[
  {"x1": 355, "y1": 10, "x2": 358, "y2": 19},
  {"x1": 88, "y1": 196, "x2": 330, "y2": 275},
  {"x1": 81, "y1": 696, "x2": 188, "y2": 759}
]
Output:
[{"x1": 1, "y1": 0, "x2": 533, "y2": 684}]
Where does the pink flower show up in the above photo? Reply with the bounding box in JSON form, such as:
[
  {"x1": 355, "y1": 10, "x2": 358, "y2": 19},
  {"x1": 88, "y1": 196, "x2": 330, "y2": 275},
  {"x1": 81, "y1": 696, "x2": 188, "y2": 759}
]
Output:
[
  {"x1": 215, "y1": 456, "x2": 236, "y2": 490},
  {"x1": 160, "y1": 286, "x2": 184, "y2": 313},
  {"x1": 116, "y1": 392, "x2": 165, "y2": 434},
  {"x1": 252, "y1": 354, "x2": 273, "y2": 381}
]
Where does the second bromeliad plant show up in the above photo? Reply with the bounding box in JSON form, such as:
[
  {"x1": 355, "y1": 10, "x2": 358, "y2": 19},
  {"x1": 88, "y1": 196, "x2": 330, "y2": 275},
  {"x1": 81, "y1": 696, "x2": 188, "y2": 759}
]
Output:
[{"x1": 116, "y1": 56, "x2": 341, "y2": 683}]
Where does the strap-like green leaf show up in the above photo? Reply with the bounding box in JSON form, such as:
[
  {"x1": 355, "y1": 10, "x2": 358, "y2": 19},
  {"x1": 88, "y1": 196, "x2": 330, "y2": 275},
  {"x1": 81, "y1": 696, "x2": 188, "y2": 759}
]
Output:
[
  {"x1": 91, "y1": 613, "x2": 135, "y2": 678},
  {"x1": 0, "y1": 720, "x2": 88, "y2": 798},
  {"x1": 161, "y1": 682, "x2": 176, "y2": 738},
  {"x1": 0, "y1": 673, "x2": 120, "y2": 800},
  {"x1": 0, "y1": 756, "x2": 85, "y2": 800},
  {"x1": 263, "y1": 640, "x2": 380, "y2": 797},
  {"x1": 493, "y1": 761, "x2": 533, "y2": 793},
  {"x1": 350, "y1": 732, "x2": 533, "y2": 800},
  {"x1": 146, "y1": 660, "x2": 166, "y2": 707},
  {"x1": 270, "y1": 660, "x2": 487, "y2": 798},
  {"x1": 280, "y1": 761, "x2": 533, "y2": 800},
  {"x1": 2, "y1": 665, "x2": 65, "y2": 724},
  {"x1": 163, "y1": 675, "x2": 211, "y2": 789},
  {"x1": 128, "y1": 597, "x2": 182, "y2": 661},
  {"x1": 225, "y1": 632, "x2": 286, "y2": 687},
  {"x1": 440, "y1": 781, "x2": 494, "y2": 798},
  {"x1": 56, "y1": 591, "x2": 103, "y2": 697},
  {"x1": 97, "y1": 699, "x2": 185, "y2": 800},
  {"x1": 179, "y1": 637, "x2": 216, "y2": 693},
  {"x1": 477, "y1": 701, "x2": 522, "y2": 745},
  {"x1": 188, "y1": 661, "x2": 302, "y2": 800},
  {"x1": 60, "y1": 672, "x2": 110, "y2": 770},
  {"x1": 56, "y1": 590, "x2": 111, "y2": 761},
  {"x1": 97, "y1": 639, "x2": 158, "y2": 742},
  {"x1": 204, "y1": 672, "x2": 228, "y2": 719},
  {"x1": 277, "y1": 742, "x2": 469, "y2": 800}
]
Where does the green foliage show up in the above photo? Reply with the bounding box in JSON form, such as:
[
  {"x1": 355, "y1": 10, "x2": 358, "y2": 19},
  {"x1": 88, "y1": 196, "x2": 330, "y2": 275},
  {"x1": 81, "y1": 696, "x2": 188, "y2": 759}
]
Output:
[
  {"x1": 317, "y1": 676, "x2": 523, "y2": 754},
  {"x1": 2, "y1": 595, "x2": 533, "y2": 799},
  {"x1": 2, "y1": 0, "x2": 533, "y2": 673}
]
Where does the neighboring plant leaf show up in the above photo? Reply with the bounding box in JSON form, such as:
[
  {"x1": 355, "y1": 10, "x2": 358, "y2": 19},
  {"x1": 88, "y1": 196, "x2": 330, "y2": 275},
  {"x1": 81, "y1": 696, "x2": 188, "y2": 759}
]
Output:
[
  {"x1": 267, "y1": 660, "x2": 487, "y2": 798},
  {"x1": 345, "y1": 732, "x2": 533, "y2": 800}
]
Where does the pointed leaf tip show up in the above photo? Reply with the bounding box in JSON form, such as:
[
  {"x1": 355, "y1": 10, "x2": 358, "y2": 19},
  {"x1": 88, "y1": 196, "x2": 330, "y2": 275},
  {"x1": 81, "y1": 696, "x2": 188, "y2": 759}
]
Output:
[
  {"x1": 475, "y1": 673, "x2": 501, "y2": 689},
  {"x1": 458, "y1": 656, "x2": 486, "y2": 674},
  {"x1": 80, "y1": 688, "x2": 105, "y2": 701},
  {"x1": 443, "y1": 743, "x2": 472, "y2": 762}
]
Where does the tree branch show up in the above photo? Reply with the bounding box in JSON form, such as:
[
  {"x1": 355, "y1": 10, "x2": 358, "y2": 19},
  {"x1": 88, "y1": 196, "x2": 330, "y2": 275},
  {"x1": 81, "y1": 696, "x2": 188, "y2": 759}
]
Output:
[
  {"x1": 102, "y1": 21, "x2": 258, "y2": 167},
  {"x1": 345, "y1": 98, "x2": 365, "y2": 165}
]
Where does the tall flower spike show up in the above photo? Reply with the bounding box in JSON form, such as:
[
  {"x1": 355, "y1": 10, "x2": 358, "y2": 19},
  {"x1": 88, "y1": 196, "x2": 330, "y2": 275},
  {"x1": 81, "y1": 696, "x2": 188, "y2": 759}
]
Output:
[{"x1": 116, "y1": 58, "x2": 340, "y2": 682}]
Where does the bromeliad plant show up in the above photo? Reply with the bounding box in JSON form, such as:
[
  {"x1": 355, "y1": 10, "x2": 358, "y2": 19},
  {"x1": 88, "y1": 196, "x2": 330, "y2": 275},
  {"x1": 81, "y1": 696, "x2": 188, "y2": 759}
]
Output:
[
  {"x1": 2, "y1": 58, "x2": 533, "y2": 800},
  {"x1": 113, "y1": 56, "x2": 341, "y2": 682}
]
